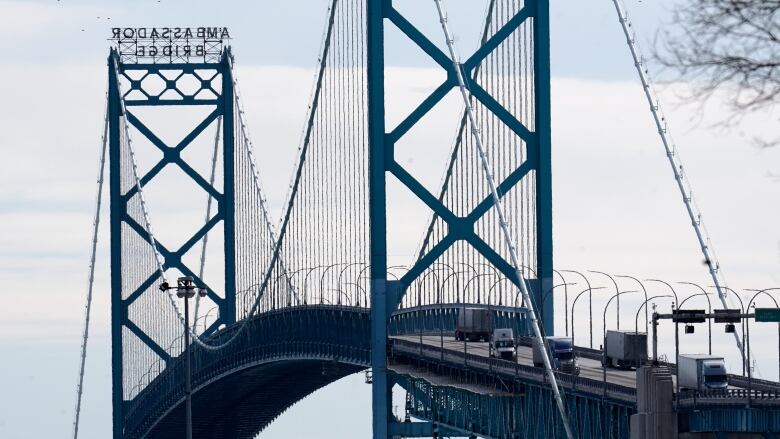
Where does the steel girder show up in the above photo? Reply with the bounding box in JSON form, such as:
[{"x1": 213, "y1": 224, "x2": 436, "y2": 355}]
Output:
[{"x1": 393, "y1": 372, "x2": 633, "y2": 439}]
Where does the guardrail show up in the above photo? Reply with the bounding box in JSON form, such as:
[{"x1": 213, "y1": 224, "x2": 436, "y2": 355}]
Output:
[
  {"x1": 390, "y1": 338, "x2": 637, "y2": 403},
  {"x1": 678, "y1": 388, "x2": 780, "y2": 407}
]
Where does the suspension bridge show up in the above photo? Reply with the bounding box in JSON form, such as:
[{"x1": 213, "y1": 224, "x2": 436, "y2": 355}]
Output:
[{"x1": 71, "y1": 0, "x2": 780, "y2": 438}]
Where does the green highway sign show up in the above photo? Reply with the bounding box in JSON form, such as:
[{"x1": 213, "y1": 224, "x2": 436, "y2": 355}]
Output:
[{"x1": 755, "y1": 308, "x2": 780, "y2": 322}]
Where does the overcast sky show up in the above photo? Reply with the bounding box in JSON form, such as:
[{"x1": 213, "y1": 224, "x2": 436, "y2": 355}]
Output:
[{"x1": 0, "y1": 0, "x2": 778, "y2": 438}]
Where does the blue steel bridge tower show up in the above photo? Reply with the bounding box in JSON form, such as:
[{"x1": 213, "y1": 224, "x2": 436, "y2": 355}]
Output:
[
  {"x1": 107, "y1": 47, "x2": 236, "y2": 437},
  {"x1": 366, "y1": 0, "x2": 553, "y2": 437}
]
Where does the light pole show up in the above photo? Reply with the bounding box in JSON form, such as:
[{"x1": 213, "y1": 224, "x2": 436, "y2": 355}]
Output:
[
  {"x1": 302, "y1": 265, "x2": 329, "y2": 305},
  {"x1": 463, "y1": 273, "x2": 494, "y2": 305},
  {"x1": 617, "y1": 275, "x2": 649, "y2": 335},
  {"x1": 337, "y1": 262, "x2": 366, "y2": 302},
  {"x1": 645, "y1": 279, "x2": 680, "y2": 306},
  {"x1": 602, "y1": 290, "x2": 635, "y2": 393},
  {"x1": 677, "y1": 289, "x2": 712, "y2": 355},
  {"x1": 553, "y1": 269, "x2": 572, "y2": 336},
  {"x1": 328, "y1": 288, "x2": 352, "y2": 306},
  {"x1": 457, "y1": 262, "x2": 479, "y2": 303},
  {"x1": 540, "y1": 282, "x2": 576, "y2": 336},
  {"x1": 571, "y1": 286, "x2": 606, "y2": 347},
  {"x1": 320, "y1": 263, "x2": 346, "y2": 304},
  {"x1": 160, "y1": 276, "x2": 206, "y2": 439},
  {"x1": 590, "y1": 270, "x2": 621, "y2": 330},
  {"x1": 344, "y1": 282, "x2": 367, "y2": 307},
  {"x1": 746, "y1": 288, "x2": 780, "y2": 386},
  {"x1": 562, "y1": 269, "x2": 595, "y2": 348},
  {"x1": 635, "y1": 295, "x2": 673, "y2": 333},
  {"x1": 711, "y1": 285, "x2": 746, "y2": 375},
  {"x1": 441, "y1": 271, "x2": 468, "y2": 362}
]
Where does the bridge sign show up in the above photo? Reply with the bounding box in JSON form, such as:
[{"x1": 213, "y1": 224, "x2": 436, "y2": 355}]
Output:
[
  {"x1": 714, "y1": 309, "x2": 742, "y2": 323},
  {"x1": 755, "y1": 308, "x2": 780, "y2": 322},
  {"x1": 672, "y1": 309, "x2": 706, "y2": 323}
]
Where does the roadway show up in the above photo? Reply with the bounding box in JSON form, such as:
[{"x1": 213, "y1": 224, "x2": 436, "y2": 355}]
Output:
[{"x1": 392, "y1": 334, "x2": 640, "y2": 389}]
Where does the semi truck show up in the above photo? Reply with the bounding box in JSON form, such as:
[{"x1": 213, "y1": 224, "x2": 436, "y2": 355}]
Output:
[
  {"x1": 678, "y1": 354, "x2": 728, "y2": 391},
  {"x1": 532, "y1": 336, "x2": 580, "y2": 375},
  {"x1": 603, "y1": 330, "x2": 647, "y2": 369},
  {"x1": 490, "y1": 328, "x2": 515, "y2": 360},
  {"x1": 455, "y1": 308, "x2": 493, "y2": 342}
]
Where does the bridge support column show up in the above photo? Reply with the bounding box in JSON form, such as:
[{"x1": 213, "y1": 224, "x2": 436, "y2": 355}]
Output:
[
  {"x1": 631, "y1": 366, "x2": 678, "y2": 439},
  {"x1": 367, "y1": 0, "x2": 390, "y2": 437}
]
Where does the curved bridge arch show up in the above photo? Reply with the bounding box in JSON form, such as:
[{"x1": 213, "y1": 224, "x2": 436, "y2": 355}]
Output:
[
  {"x1": 125, "y1": 306, "x2": 371, "y2": 439},
  {"x1": 124, "y1": 304, "x2": 529, "y2": 438}
]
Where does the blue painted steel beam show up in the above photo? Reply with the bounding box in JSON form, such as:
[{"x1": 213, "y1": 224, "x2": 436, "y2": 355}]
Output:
[
  {"x1": 108, "y1": 50, "x2": 125, "y2": 439},
  {"x1": 533, "y1": 0, "x2": 554, "y2": 334},
  {"x1": 367, "y1": 1, "x2": 390, "y2": 439},
  {"x1": 221, "y1": 53, "x2": 237, "y2": 324},
  {"x1": 463, "y1": 4, "x2": 534, "y2": 72}
]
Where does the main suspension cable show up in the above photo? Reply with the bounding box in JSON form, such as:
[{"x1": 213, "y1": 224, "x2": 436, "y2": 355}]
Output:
[
  {"x1": 431, "y1": 1, "x2": 575, "y2": 437},
  {"x1": 610, "y1": 0, "x2": 747, "y2": 364},
  {"x1": 72, "y1": 93, "x2": 109, "y2": 439}
]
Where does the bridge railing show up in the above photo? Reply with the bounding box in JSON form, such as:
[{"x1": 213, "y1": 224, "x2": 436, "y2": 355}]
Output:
[
  {"x1": 678, "y1": 388, "x2": 780, "y2": 407},
  {"x1": 389, "y1": 304, "x2": 529, "y2": 339}
]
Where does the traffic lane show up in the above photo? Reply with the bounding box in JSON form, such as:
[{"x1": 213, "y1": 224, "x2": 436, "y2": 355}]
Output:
[{"x1": 393, "y1": 335, "x2": 639, "y2": 388}]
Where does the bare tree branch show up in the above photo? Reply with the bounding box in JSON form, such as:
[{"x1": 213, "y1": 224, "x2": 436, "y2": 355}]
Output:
[{"x1": 655, "y1": 0, "x2": 779, "y2": 146}]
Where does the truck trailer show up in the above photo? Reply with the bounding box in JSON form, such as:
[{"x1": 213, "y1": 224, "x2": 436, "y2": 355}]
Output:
[
  {"x1": 603, "y1": 330, "x2": 647, "y2": 369},
  {"x1": 455, "y1": 308, "x2": 493, "y2": 341},
  {"x1": 678, "y1": 354, "x2": 728, "y2": 391}
]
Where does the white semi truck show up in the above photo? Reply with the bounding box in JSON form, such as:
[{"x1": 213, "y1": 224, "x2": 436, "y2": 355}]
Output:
[
  {"x1": 490, "y1": 328, "x2": 515, "y2": 360},
  {"x1": 678, "y1": 354, "x2": 728, "y2": 391}
]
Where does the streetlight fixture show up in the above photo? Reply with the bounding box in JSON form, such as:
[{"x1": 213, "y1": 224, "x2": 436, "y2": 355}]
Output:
[
  {"x1": 160, "y1": 276, "x2": 206, "y2": 439},
  {"x1": 441, "y1": 271, "x2": 468, "y2": 362},
  {"x1": 463, "y1": 273, "x2": 495, "y2": 305},
  {"x1": 553, "y1": 269, "x2": 572, "y2": 336},
  {"x1": 602, "y1": 290, "x2": 637, "y2": 393},
  {"x1": 590, "y1": 270, "x2": 621, "y2": 330},
  {"x1": 617, "y1": 275, "x2": 649, "y2": 334},
  {"x1": 746, "y1": 288, "x2": 780, "y2": 386},
  {"x1": 343, "y1": 282, "x2": 367, "y2": 307},
  {"x1": 635, "y1": 295, "x2": 673, "y2": 334},
  {"x1": 562, "y1": 269, "x2": 595, "y2": 348},
  {"x1": 571, "y1": 286, "x2": 606, "y2": 348},
  {"x1": 540, "y1": 282, "x2": 576, "y2": 335}
]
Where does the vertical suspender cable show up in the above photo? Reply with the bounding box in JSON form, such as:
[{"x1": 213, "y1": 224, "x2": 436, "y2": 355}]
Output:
[
  {"x1": 609, "y1": 0, "x2": 746, "y2": 362},
  {"x1": 72, "y1": 96, "x2": 109, "y2": 439},
  {"x1": 431, "y1": 1, "x2": 574, "y2": 437}
]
